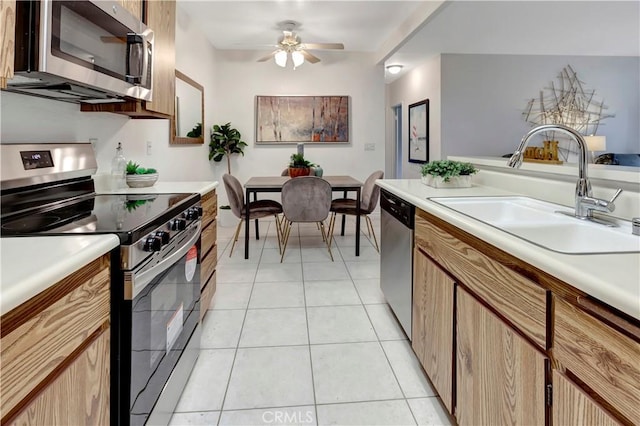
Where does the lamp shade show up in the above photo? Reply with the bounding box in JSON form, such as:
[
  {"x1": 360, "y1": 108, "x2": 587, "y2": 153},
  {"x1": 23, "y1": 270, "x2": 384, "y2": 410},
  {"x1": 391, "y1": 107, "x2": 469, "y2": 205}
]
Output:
[
  {"x1": 274, "y1": 50, "x2": 288, "y2": 67},
  {"x1": 292, "y1": 51, "x2": 304, "y2": 68},
  {"x1": 585, "y1": 135, "x2": 607, "y2": 151}
]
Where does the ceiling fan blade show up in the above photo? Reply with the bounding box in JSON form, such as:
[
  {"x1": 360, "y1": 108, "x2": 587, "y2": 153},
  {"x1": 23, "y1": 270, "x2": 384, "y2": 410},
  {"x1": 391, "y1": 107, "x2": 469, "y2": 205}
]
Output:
[
  {"x1": 301, "y1": 42, "x2": 344, "y2": 50},
  {"x1": 300, "y1": 50, "x2": 321, "y2": 64},
  {"x1": 257, "y1": 50, "x2": 279, "y2": 62}
]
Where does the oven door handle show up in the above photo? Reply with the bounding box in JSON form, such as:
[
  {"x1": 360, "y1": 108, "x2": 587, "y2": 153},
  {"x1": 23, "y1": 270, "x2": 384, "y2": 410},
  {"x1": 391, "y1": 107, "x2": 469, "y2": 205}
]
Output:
[{"x1": 125, "y1": 222, "x2": 201, "y2": 300}]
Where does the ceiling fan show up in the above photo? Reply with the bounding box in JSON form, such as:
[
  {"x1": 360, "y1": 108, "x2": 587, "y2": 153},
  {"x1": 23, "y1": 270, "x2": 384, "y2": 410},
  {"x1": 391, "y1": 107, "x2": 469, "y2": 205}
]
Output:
[{"x1": 257, "y1": 21, "x2": 344, "y2": 68}]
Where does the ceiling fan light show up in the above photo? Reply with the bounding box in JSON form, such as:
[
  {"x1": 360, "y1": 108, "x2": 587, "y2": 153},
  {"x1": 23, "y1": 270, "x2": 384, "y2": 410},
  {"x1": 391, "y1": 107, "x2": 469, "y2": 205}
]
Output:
[
  {"x1": 275, "y1": 50, "x2": 288, "y2": 67},
  {"x1": 386, "y1": 65, "x2": 403, "y2": 74},
  {"x1": 292, "y1": 51, "x2": 304, "y2": 68}
]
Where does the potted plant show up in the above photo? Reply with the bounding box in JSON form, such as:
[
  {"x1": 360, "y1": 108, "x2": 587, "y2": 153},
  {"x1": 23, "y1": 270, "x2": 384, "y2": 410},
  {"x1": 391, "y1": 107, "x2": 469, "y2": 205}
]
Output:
[
  {"x1": 420, "y1": 160, "x2": 478, "y2": 188},
  {"x1": 125, "y1": 161, "x2": 158, "y2": 188},
  {"x1": 209, "y1": 122, "x2": 247, "y2": 174},
  {"x1": 288, "y1": 153, "x2": 315, "y2": 178}
]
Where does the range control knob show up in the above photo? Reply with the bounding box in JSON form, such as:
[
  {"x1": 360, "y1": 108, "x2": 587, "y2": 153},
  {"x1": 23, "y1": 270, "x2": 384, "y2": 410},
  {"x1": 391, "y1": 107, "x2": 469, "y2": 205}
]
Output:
[
  {"x1": 184, "y1": 208, "x2": 198, "y2": 220},
  {"x1": 155, "y1": 230, "x2": 170, "y2": 244},
  {"x1": 168, "y1": 220, "x2": 179, "y2": 231},
  {"x1": 143, "y1": 236, "x2": 162, "y2": 252},
  {"x1": 176, "y1": 218, "x2": 187, "y2": 230}
]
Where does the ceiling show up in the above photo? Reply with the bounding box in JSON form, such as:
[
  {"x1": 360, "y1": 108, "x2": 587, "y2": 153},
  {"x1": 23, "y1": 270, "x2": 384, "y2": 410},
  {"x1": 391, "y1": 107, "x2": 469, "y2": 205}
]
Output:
[{"x1": 177, "y1": 1, "x2": 640, "y2": 82}]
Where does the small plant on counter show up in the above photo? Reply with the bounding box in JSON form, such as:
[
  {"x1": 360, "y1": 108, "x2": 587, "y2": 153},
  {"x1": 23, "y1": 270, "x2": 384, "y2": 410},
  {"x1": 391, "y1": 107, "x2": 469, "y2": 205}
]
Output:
[
  {"x1": 126, "y1": 161, "x2": 157, "y2": 175},
  {"x1": 420, "y1": 160, "x2": 477, "y2": 182}
]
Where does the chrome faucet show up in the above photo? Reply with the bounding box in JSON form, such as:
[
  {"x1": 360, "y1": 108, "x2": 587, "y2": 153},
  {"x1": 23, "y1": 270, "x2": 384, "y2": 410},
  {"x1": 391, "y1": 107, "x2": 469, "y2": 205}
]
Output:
[{"x1": 508, "y1": 124, "x2": 622, "y2": 226}]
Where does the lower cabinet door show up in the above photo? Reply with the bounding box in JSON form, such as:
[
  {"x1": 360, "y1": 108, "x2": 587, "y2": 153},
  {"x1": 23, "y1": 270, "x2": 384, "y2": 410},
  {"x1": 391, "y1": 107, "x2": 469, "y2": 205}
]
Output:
[
  {"x1": 456, "y1": 288, "x2": 546, "y2": 425},
  {"x1": 412, "y1": 249, "x2": 454, "y2": 413},
  {"x1": 552, "y1": 370, "x2": 621, "y2": 426},
  {"x1": 9, "y1": 328, "x2": 110, "y2": 426}
]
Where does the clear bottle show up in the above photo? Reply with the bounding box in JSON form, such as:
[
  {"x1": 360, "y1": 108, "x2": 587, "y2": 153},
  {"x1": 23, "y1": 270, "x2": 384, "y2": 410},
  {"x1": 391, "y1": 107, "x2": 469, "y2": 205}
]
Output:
[{"x1": 111, "y1": 142, "x2": 127, "y2": 190}]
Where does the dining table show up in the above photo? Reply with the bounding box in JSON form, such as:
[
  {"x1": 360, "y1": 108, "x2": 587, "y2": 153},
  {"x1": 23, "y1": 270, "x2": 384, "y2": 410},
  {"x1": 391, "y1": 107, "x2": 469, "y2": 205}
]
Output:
[{"x1": 243, "y1": 175, "x2": 363, "y2": 259}]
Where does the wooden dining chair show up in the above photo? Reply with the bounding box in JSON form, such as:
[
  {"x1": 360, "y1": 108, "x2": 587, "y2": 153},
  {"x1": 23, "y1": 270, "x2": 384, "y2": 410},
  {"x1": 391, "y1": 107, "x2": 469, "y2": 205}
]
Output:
[
  {"x1": 328, "y1": 170, "x2": 384, "y2": 251},
  {"x1": 280, "y1": 176, "x2": 333, "y2": 262},
  {"x1": 222, "y1": 173, "x2": 283, "y2": 257}
]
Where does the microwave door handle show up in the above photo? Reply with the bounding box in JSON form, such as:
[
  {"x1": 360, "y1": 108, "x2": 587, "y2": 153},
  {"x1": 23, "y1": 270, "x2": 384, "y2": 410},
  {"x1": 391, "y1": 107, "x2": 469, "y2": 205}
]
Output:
[
  {"x1": 139, "y1": 31, "x2": 150, "y2": 88},
  {"x1": 126, "y1": 222, "x2": 202, "y2": 300},
  {"x1": 126, "y1": 33, "x2": 144, "y2": 84}
]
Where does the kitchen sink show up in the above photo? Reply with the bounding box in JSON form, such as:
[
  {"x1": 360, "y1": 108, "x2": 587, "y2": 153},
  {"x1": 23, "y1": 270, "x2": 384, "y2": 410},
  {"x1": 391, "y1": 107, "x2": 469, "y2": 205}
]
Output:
[{"x1": 429, "y1": 196, "x2": 640, "y2": 254}]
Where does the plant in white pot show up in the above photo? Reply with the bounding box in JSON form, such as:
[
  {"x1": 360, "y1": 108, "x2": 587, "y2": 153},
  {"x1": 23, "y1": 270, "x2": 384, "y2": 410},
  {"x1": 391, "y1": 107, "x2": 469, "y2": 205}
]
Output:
[{"x1": 420, "y1": 160, "x2": 478, "y2": 188}]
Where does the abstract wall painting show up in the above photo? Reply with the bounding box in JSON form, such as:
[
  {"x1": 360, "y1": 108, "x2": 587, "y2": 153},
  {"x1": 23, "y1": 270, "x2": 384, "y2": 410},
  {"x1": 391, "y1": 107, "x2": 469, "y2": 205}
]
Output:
[
  {"x1": 408, "y1": 99, "x2": 429, "y2": 163},
  {"x1": 256, "y1": 96, "x2": 349, "y2": 144}
]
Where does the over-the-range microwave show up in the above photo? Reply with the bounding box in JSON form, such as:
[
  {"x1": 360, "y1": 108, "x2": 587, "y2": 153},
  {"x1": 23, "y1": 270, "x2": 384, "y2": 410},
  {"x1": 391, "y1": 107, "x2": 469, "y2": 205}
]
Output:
[{"x1": 6, "y1": 0, "x2": 153, "y2": 104}]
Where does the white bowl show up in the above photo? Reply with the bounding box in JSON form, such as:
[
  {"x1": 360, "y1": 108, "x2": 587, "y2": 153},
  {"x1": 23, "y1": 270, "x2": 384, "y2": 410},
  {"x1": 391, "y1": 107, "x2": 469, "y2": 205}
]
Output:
[{"x1": 126, "y1": 173, "x2": 158, "y2": 188}]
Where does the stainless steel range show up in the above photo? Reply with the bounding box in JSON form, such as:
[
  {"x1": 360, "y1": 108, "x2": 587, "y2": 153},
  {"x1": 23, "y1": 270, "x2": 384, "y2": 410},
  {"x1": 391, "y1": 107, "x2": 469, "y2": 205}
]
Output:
[{"x1": 1, "y1": 143, "x2": 202, "y2": 426}]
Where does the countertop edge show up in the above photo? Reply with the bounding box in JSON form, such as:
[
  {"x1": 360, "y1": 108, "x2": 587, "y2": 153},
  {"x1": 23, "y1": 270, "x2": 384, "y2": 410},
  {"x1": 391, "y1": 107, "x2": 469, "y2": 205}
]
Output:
[
  {"x1": 0, "y1": 235, "x2": 120, "y2": 316},
  {"x1": 376, "y1": 179, "x2": 640, "y2": 320}
]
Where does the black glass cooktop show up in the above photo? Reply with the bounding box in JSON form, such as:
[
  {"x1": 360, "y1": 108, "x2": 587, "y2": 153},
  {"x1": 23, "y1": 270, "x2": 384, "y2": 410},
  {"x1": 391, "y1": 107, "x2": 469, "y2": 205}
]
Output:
[{"x1": 1, "y1": 193, "x2": 199, "y2": 244}]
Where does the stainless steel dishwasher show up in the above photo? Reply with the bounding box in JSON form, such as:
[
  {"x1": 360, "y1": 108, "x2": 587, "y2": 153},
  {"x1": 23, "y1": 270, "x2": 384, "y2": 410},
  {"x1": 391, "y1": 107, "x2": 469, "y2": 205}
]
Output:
[{"x1": 380, "y1": 188, "x2": 415, "y2": 340}]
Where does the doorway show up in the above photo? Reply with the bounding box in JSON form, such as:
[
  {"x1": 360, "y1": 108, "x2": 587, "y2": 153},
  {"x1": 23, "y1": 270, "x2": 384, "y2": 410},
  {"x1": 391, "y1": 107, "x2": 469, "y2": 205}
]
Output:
[{"x1": 392, "y1": 104, "x2": 403, "y2": 179}]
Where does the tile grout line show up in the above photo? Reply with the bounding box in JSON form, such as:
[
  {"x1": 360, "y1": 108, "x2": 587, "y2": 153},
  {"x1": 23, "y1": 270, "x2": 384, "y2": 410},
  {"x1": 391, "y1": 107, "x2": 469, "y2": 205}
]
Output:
[{"x1": 214, "y1": 220, "x2": 269, "y2": 425}]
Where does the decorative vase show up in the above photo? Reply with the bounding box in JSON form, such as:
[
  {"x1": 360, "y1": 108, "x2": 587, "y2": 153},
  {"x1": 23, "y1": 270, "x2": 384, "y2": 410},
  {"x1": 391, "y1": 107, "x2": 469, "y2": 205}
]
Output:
[
  {"x1": 289, "y1": 167, "x2": 311, "y2": 178},
  {"x1": 314, "y1": 165, "x2": 323, "y2": 177},
  {"x1": 421, "y1": 175, "x2": 472, "y2": 188}
]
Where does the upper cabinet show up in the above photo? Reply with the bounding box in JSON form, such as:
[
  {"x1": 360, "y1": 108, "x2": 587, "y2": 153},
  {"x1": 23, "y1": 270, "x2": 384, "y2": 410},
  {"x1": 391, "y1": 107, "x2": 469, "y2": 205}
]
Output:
[
  {"x1": 0, "y1": 0, "x2": 15, "y2": 89},
  {"x1": 115, "y1": 0, "x2": 143, "y2": 21},
  {"x1": 81, "y1": 0, "x2": 175, "y2": 118}
]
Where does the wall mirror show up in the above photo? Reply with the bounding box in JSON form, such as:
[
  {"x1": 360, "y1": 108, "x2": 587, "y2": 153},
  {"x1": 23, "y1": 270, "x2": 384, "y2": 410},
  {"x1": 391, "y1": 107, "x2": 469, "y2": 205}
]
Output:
[{"x1": 172, "y1": 70, "x2": 204, "y2": 144}]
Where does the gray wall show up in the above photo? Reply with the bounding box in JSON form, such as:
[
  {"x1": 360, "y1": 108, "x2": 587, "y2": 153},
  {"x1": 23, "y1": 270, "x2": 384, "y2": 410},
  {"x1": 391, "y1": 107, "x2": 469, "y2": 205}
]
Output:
[{"x1": 440, "y1": 54, "x2": 640, "y2": 158}]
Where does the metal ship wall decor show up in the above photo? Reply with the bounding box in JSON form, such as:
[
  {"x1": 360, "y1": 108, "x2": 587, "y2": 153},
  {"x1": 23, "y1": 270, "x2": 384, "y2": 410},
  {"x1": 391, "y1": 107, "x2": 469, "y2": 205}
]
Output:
[{"x1": 522, "y1": 65, "x2": 615, "y2": 161}]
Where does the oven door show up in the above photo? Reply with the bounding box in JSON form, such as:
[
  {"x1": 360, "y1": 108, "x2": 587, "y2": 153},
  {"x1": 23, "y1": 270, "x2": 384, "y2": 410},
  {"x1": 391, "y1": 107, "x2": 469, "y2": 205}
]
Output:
[{"x1": 124, "y1": 223, "x2": 201, "y2": 426}]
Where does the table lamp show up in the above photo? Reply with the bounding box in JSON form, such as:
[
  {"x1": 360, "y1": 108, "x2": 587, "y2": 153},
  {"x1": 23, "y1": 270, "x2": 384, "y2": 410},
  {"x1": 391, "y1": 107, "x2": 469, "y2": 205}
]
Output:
[{"x1": 584, "y1": 135, "x2": 607, "y2": 163}]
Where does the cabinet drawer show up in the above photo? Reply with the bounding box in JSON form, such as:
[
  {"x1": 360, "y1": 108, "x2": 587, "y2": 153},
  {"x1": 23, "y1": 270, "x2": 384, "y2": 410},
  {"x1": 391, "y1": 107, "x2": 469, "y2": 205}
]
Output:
[
  {"x1": 202, "y1": 219, "x2": 217, "y2": 256},
  {"x1": 200, "y1": 272, "x2": 216, "y2": 322},
  {"x1": 554, "y1": 297, "x2": 640, "y2": 425},
  {"x1": 201, "y1": 244, "x2": 218, "y2": 290},
  {"x1": 202, "y1": 190, "x2": 217, "y2": 229},
  {"x1": 8, "y1": 328, "x2": 110, "y2": 426},
  {"x1": 415, "y1": 213, "x2": 547, "y2": 349},
  {"x1": 0, "y1": 256, "x2": 110, "y2": 420}
]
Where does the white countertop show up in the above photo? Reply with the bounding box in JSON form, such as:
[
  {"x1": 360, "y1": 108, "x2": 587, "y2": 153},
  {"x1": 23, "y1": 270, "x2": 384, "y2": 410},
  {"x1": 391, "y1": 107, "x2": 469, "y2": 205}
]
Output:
[
  {"x1": 93, "y1": 175, "x2": 218, "y2": 196},
  {"x1": 0, "y1": 235, "x2": 120, "y2": 315},
  {"x1": 377, "y1": 179, "x2": 640, "y2": 320}
]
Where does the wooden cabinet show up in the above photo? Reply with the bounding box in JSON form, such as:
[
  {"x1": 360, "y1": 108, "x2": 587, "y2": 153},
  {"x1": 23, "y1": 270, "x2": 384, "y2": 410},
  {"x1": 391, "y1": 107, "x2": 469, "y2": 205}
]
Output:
[
  {"x1": 81, "y1": 0, "x2": 176, "y2": 118},
  {"x1": 0, "y1": 0, "x2": 15, "y2": 89},
  {"x1": 410, "y1": 206, "x2": 640, "y2": 426},
  {"x1": 412, "y1": 248, "x2": 454, "y2": 413},
  {"x1": 200, "y1": 188, "x2": 217, "y2": 321},
  {"x1": 456, "y1": 287, "x2": 546, "y2": 425},
  {"x1": 116, "y1": 0, "x2": 143, "y2": 21},
  {"x1": 554, "y1": 296, "x2": 640, "y2": 425},
  {"x1": 0, "y1": 255, "x2": 110, "y2": 425},
  {"x1": 552, "y1": 370, "x2": 621, "y2": 426}
]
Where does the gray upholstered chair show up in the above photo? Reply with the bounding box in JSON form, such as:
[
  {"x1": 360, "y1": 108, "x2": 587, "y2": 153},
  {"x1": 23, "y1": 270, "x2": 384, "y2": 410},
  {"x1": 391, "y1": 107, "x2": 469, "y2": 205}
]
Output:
[
  {"x1": 222, "y1": 173, "x2": 283, "y2": 257},
  {"x1": 328, "y1": 170, "x2": 384, "y2": 251},
  {"x1": 280, "y1": 176, "x2": 333, "y2": 262}
]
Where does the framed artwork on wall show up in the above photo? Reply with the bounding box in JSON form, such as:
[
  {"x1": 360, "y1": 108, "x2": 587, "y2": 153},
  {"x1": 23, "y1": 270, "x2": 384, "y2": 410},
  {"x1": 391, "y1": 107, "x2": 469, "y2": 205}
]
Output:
[
  {"x1": 255, "y1": 95, "x2": 349, "y2": 144},
  {"x1": 408, "y1": 99, "x2": 429, "y2": 163}
]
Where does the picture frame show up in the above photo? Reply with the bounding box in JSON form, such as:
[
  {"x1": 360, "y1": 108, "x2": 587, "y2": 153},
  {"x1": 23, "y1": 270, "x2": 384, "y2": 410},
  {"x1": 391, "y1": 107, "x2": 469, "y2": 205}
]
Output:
[
  {"x1": 408, "y1": 99, "x2": 429, "y2": 163},
  {"x1": 255, "y1": 95, "x2": 349, "y2": 144}
]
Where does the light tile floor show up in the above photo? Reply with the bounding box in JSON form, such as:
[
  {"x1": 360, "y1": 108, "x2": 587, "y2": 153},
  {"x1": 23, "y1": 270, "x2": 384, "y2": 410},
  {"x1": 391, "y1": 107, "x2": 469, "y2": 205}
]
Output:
[{"x1": 171, "y1": 216, "x2": 452, "y2": 426}]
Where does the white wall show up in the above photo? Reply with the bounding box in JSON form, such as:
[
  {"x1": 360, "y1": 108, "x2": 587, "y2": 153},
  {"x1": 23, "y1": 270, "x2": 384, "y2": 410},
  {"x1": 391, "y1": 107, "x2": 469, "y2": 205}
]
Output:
[
  {"x1": 385, "y1": 54, "x2": 639, "y2": 172},
  {"x1": 0, "y1": 5, "x2": 218, "y2": 183},
  {"x1": 385, "y1": 55, "x2": 441, "y2": 179},
  {"x1": 211, "y1": 50, "x2": 386, "y2": 204},
  {"x1": 440, "y1": 54, "x2": 640, "y2": 158}
]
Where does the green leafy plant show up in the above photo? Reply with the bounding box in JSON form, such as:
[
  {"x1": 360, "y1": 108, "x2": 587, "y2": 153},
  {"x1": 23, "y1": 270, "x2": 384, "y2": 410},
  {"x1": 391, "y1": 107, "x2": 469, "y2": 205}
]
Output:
[
  {"x1": 126, "y1": 161, "x2": 157, "y2": 175},
  {"x1": 289, "y1": 153, "x2": 315, "y2": 168},
  {"x1": 209, "y1": 122, "x2": 247, "y2": 174},
  {"x1": 186, "y1": 122, "x2": 202, "y2": 138},
  {"x1": 420, "y1": 160, "x2": 478, "y2": 182}
]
